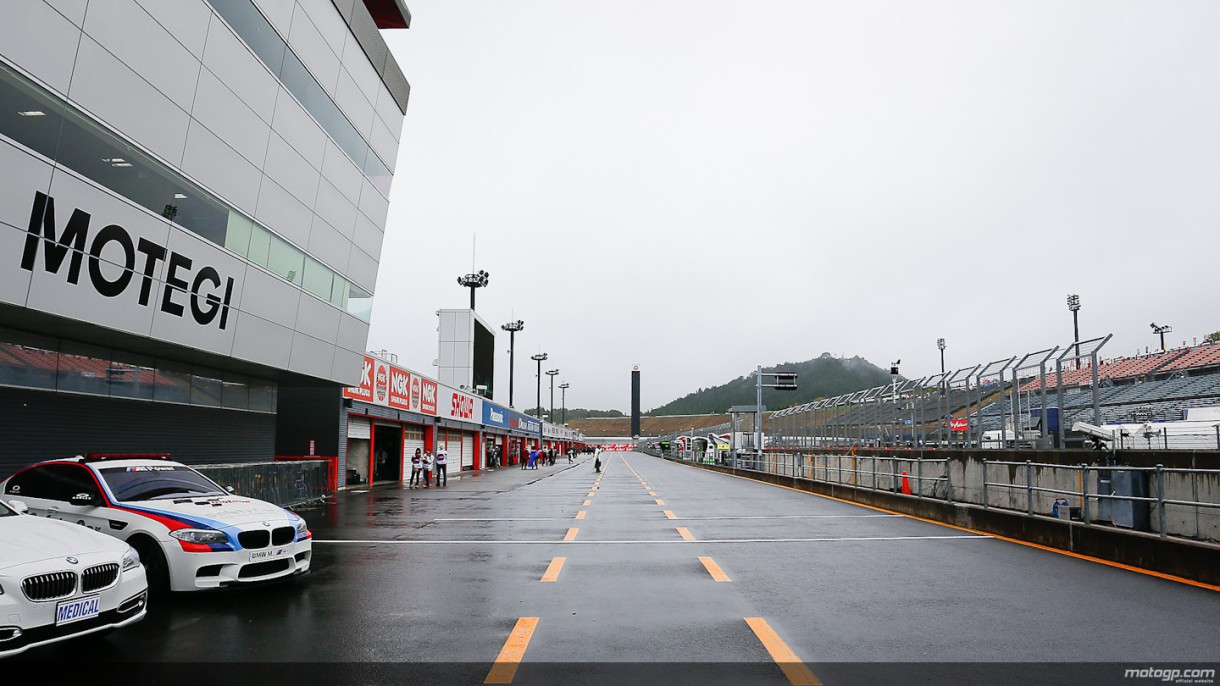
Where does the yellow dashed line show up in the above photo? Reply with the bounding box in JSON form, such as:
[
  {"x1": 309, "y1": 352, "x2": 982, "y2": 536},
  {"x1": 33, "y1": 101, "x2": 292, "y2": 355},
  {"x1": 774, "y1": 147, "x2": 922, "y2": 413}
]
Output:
[
  {"x1": 699, "y1": 556, "x2": 731, "y2": 582},
  {"x1": 676, "y1": 527, "x2": 695, "y2": 541},
  {"x1": 656, "y1": 499, "x2": 666, "y2": 506},
  {"x1": 485, "y1": 617, "x2": 539, "y2": 684},
  {"x1": 663, "y1": 510, "x2": 676, "y2": 519},
  {"x1": 583, "y1": 500, "x2": 592, "y2": 507},
  {"x1": 540, "y1": 557, "x2": 566, "y2": 582},
  {"x1": 575, "y1": 511, "x2": 586, "y2": 520},
  {"x1": 649, "y1": 491, "x2": 658, "y2": 497},
  {"x1": 745, "y1": 617, "x2": 821, "y2": 685},
  {"x1": 564, "y1": 528, "x2": 579, "y2": 541}
]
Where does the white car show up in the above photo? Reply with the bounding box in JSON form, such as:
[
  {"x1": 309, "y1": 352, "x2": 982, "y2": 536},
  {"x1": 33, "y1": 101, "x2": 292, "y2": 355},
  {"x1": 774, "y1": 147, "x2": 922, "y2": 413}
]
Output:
[
  {"x1": 1, "y1": 455, "x2": 312, "y2": 593},
  {"x1": 0, "y1": 498, "x2": 148, "y2": 657}
]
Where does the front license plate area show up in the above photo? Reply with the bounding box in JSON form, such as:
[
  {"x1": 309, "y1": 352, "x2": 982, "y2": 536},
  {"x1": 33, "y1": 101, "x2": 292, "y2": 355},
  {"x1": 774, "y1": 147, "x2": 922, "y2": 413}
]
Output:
[
  {"x1": 249, "y1": 547, "x2": 288, "y2": 562},
  {"x1": 56, "y1": 596, "x2": 101, "y2": 626}
]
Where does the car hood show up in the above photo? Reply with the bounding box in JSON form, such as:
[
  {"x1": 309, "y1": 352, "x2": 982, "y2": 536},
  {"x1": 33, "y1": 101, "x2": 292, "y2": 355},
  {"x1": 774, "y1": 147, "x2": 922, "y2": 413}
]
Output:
[
  {"x1": 0, "y1": 515, "x2": 126, "y2": 569},
  {"x1": 117, "y1": 496, "x2": 297, "y2": 528}
]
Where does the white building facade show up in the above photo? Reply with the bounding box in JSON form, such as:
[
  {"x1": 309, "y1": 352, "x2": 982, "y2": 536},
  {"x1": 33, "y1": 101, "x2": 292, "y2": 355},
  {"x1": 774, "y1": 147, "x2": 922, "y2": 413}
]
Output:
[{"x1": 0, "y1": 0, "x2": 410, "y2": 474}]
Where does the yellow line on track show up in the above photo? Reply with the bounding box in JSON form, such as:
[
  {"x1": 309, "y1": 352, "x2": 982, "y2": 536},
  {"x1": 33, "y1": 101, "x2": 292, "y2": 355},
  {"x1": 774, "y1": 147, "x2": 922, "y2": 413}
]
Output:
[
  {"x1": 699, "y1": 556, "x2": 731, "y2": 582},
  {"x1": 649, "y1": 491, "x2": 658, "y2": 497},
  {"x1": 710, "y1": 466, "x2": 1220, "y2": 593},
  {"x1": 744, "y1": 617, "x2": 822, "y2": 685},
  {"x1": 484, "y1": 617, "x2": 539, "y2": 684},
  {"x1": 583, "y1": 500, "x2": 592, "y2": 506},
  {"x1": 575, "y1": 510, "x2": 586, "y2": 520},
  {"x1": 663, "y1": 510, "x2": 676, "y2": 519},
  {"x1": 656, "y1": 499, "x2": 666, "y2": 506},
  {"x1": 540, "y1": 557, "x2": 566, "y2": 582},
  {"x1": 676, "y1": 526, "x2": 695, "y2": 541},
  {"x1": 564, "y1": 528, "x2": 579, "y2": 541}
]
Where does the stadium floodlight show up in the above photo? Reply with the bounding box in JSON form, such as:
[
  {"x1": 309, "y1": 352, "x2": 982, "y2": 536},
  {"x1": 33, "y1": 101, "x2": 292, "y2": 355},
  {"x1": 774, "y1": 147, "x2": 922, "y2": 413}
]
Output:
[
  {"x1": 531, "y1": 353, "x2": 548, "y2": 418},
  {"x1": 1068, "y1": 294, "x2": 1082, "y2": 369},
  {"x1": 501, "y1": 320, "x2": 525, "y2": 406},
  {"x1": 559, "y1": 382, "x2": 570, "y2": 424},
  {"x1": 547, "y1": 369, "x2": 560, "y2": 420},
  {"x1": 1151, "y1": 323, "x2": 1173, "y2": 352},
  {"x1": 457, "y1": 269, "x2": 490, "y2": 309}
]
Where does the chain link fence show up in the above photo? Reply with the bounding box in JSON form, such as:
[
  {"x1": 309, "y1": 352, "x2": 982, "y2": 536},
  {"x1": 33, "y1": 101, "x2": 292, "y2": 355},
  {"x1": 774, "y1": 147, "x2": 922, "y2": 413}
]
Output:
[{"x1": 197, "y1": 460, "x2": 331, "y2": 508}]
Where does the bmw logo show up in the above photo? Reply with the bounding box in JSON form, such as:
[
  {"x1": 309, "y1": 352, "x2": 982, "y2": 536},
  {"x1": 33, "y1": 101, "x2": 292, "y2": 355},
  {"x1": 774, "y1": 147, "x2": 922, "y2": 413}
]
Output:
[{"x1": 66, "y1": 557, "x2": 79, "y2": 564}]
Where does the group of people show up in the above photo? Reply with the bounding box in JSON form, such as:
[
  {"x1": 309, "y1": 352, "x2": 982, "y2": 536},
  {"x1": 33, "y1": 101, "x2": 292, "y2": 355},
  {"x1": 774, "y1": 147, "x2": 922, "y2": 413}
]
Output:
[{"x1": 408, "y1": 448, "x2": 448, "y2": 488}]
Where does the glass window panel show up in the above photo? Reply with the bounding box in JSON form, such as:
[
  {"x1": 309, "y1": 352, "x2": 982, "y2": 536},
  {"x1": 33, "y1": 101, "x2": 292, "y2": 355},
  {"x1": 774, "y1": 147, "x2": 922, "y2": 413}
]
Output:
[
  {"x1": 330, "y1": 275, "x2": 349, "y2": 309},
  {"x1": 191, "y1": 372, "x2": 223, "y2": 407},
  {"x1": 107, "y1": 352, "x2": 156, "y2": 400},
  {"x1": 267, "y1": 235, "x2": 303, "y2": 284},
  {"x1": 248, "y1": 379, "x2": 277, "y2": 413},
  {"x1": 0, "y1": 329, "x2": 58, "y2": 390},
  {"x1": 153, "y1": 362, "x2": 192, "y2": 404},
  {"x1": 223, "y1": 211, "x2": 253, "y2": 257},
  {"x1": 345, "y1": 284, "x2": 373, "y2": 323},
  {"x1": 56, "y1": 342, "x2": 111, "y2": 396},
  {"x1": 222, "y1": 373, "x2": 250, "y2": 410},
  {"x1": 247, "y1": 224, "x2": 271, "y2": 267},
  {"x1": 302, "y1": 256, "x2": 332, "y2": 299},
  {"x1": 208, "y1": 0, "x2": 286, "y2": 75},
  {"x1": 0, "y1": 63, "x2": 68, "y2": 163}
]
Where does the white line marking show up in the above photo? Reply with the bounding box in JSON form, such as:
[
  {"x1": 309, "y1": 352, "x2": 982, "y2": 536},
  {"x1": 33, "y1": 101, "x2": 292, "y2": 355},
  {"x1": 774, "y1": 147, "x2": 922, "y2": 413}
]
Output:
[
  {"x1": 675, "y1": 514, "x2": 903, "y2": 520},
  {"x1": 314, "y1": 535, "x2": 992, "y2": 545},
  {"x1": 433, "y1": 518, "x2": 554, "y2": 521}
]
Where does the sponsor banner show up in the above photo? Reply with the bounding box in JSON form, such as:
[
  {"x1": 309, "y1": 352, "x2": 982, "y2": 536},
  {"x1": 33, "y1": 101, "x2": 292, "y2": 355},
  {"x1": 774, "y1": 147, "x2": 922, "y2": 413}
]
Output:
[
  {"x1": 442, "y1": 387, "x2": 482, "y2": 423},
  {"x1": 949, "y1": 418, "x2": 969, "y2": 432},
  {"x1": 342, "y1": 356, "x2": 376, "y2": 402},
  {"x1": 482, "y1": 403, "x2": 510, "y2": 429}
]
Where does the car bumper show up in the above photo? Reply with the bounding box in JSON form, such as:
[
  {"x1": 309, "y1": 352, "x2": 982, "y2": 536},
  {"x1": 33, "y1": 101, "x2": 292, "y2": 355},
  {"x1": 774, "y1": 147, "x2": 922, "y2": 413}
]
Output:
[
  {"x1": 169, "y1": 539, "x2": 312, "y2": 591},
  {"x1": 0, "y1": 574, "x2": 148, "y2": 658}
]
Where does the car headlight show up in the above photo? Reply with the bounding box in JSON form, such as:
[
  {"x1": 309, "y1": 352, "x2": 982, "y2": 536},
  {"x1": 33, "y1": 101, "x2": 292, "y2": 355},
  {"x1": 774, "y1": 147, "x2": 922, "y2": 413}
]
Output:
[
  {"x1": 121, "y1": 547, "x2": 141, "y2": 571},
  {"x1": 294, "y1": 518, "x2": 308, "y2": 535},
  {"x1": 169, "y1": 529, "x2": 228, "y2": 544}
]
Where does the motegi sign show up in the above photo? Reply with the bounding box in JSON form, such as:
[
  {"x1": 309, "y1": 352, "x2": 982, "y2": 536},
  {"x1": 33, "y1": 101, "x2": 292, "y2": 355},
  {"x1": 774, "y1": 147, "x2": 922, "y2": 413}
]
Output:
[{"x1": 20, "y1": 192, "x2": 236, "y2": 329}]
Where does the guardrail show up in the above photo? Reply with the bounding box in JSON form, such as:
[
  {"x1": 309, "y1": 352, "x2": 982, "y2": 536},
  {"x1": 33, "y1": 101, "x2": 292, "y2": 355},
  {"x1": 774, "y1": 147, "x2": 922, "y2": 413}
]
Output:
[
  {"x1": 652, "y1": 449, "x2": 1220, "y2": 543},
  {"x1": 197, "y1": 460, "x2": 331, "y2": 509},
  {"x1": 981, "y1": 460, "x2": 1220, "y2": 538}
]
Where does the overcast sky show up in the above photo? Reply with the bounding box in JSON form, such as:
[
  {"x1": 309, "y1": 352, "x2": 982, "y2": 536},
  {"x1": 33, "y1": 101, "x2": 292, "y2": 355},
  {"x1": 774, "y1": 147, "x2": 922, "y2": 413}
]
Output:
[{"x1": 369, "y1": 1, "x2": 1220, "y2": 413}]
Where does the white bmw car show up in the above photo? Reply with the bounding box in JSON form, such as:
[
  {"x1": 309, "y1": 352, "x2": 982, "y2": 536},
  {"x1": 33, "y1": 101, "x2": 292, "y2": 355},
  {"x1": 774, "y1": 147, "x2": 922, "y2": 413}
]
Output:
[
  {"x1": 1, "y1": 455, "x2": 312, "y2": 593},
  {"x1": 0, "y1": 498, "x2": 148, "y2": 657}
]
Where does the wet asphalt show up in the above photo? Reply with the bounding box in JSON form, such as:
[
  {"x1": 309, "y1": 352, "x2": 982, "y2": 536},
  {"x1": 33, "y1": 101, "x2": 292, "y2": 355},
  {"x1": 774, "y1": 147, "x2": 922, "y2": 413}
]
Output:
[{"x1": 13, "y1": 452, "x2": 1220, "y2": 685}]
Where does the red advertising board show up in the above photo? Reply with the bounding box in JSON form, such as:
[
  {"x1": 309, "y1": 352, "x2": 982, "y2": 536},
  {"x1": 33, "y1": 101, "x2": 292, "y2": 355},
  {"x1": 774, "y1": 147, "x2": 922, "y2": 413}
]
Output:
[
  {"x1": 387, "y1": 366, "x2": 411, "y2": 410},
  {"x1": 342, "y1": 356, "x2": 375, "y2": 402},
  {"x1": 949, "y1": 418, "x2": 969, "y2": 432},
  {"x1": 419, "y1": 377, "x2": 438, "y2": 415}
]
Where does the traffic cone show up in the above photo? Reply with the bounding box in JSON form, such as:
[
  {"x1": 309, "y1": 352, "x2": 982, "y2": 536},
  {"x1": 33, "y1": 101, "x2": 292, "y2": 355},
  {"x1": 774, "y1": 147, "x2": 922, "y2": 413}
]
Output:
[{"x1": 901, "y1": 471, "x2": 912, "y2": 495}]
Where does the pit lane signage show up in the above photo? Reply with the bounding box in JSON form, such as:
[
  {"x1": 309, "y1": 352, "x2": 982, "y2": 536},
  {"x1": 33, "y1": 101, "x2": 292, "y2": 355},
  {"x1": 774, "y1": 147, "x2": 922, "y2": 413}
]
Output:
[{"x1": 20, "y1": 192, "x2": 236, "y2": 329}]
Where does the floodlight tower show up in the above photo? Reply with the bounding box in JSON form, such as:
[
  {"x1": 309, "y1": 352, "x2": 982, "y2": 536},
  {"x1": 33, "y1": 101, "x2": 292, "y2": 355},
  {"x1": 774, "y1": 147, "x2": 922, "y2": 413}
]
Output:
[
  {"x1": 530, "y1": 353, "x2": 548, "y2": 417},
  {"x1": 457, "y1": 269, "x2": 489, "y2": 310},
  {"x1": 546, "y1": 369, "x2": 559, "y2": 420},
  {"x1": 501, "y1": 319, "x2": 524, "y2": 406},
  {"x1": 1067, "y1": 294, "x2": 1081, "y2": 369},
  {"x1": 1151, "y1": 323, "x2": 1173, "y2": 352},
  {"x1": 559, "y1": 382, "x2": 570, "y2": 424}
]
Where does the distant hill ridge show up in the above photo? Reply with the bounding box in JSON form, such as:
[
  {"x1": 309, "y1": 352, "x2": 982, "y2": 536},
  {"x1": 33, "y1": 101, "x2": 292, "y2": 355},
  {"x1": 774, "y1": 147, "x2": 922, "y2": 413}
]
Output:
[{"x1": 647, "y1": 353, "x2": 895, "y2": 416}]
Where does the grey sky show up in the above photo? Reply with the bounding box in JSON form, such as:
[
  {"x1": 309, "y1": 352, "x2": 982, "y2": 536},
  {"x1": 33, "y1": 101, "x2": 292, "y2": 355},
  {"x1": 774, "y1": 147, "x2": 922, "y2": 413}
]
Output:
[{"x1": 369, "y1": 1, "x2": 1220, "y2": 413}]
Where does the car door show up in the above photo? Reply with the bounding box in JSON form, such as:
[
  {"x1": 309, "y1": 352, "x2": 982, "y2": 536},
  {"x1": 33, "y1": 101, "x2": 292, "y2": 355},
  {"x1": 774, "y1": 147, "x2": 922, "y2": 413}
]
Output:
[{"x1": 3, "y1": 464, "x2": 109, "y2": 533}]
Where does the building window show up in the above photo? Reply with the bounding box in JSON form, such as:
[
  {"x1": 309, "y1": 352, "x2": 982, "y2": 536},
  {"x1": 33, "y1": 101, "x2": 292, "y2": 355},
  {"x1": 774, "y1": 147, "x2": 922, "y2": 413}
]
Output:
[{"x1": 0, "y1": 61, "x2": 373, "y2": 322}]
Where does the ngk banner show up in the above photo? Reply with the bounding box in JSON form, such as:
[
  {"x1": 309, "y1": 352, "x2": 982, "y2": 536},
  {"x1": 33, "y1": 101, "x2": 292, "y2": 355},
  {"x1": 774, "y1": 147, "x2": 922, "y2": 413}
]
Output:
[{"x1": 342, "y1": 356, "x2": 449, "y2": 421}]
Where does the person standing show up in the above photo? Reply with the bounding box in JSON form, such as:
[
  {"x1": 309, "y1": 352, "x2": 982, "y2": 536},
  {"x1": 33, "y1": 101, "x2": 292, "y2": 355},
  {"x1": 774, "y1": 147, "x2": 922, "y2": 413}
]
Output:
[
  {"x1": 528, "y1": 447, "x2": 538, "y2": 470},
  {"x1": 422, "y1": 450, "x2": 434, "y2": 487},
  {"x1": 435, "y1": 448, "x2": 448, "y2": 487},
  {"x1": 409, "y1": 449, "x2": 422, "y2": 488}
]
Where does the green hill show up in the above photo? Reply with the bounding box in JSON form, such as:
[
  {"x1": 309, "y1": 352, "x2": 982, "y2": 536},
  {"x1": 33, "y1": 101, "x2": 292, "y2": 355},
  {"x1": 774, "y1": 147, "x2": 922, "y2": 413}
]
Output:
[{"x1": 648, "y1": 353, "x2": 896, "y2": 415}]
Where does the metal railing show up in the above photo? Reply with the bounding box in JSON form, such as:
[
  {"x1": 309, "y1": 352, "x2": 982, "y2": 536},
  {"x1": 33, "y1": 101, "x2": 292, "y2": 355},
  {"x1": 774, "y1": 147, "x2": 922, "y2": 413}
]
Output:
[
  {"x1": 981, "y1": 459, "x2": 1220, "y2": 538},
  {"x1": 198, "y1": 460, "x2": 331, "y2": 509},
  {"x1": 648, "y1": 448, "x2": 1220, "y2": 543}
]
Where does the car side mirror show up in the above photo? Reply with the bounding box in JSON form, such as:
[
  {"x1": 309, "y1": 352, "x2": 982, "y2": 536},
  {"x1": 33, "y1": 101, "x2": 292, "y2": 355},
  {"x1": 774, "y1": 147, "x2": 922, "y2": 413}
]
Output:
[
  {"x1": 6, "y1": 500, "x2": 28, "y2": 515},
  {"x1": 70, "y1": 492, "x2": 98, "y2": 506},
  {"x1": 226, "y1": 486, "x2": 235, "y2": 493}
]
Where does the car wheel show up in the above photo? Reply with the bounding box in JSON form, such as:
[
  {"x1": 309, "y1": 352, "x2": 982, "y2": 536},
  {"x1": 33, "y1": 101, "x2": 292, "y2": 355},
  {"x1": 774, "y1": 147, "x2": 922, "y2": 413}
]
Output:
[{"x1": 130, "y1": 536, "x2": 170, "y2": 597}]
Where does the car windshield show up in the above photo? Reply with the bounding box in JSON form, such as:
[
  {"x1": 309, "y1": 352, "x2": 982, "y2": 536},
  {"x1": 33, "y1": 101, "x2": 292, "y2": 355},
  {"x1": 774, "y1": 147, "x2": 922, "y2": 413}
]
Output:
[
  {"x1": 0, "y1": 500, "x2": 15, "y2": 517},
  {"x1": 98, "y1": 465, "x2": 227, "y2": 501}
]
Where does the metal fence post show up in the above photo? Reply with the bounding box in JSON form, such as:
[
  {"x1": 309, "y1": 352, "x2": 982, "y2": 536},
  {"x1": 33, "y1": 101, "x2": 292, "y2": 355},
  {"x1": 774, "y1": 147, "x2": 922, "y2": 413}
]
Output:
[
  {"x1": 945, "y1": 461, "x2": 953, "y2": 503},
  {"x1": 891, "y1": 458, "x2": 898, "y2": 494},
  {"x1": 982, "y1": 459, "x2": 988, "y2": 509},
  {"x1": 1156, "y1": 464, "x2": 1166, "y2": 538},
  {"x1": 1025, "y1": 460, "x2": 1034, "y2": 515},
  {"x1": 872, "y1": 456, "x2": 878, "y2": 491},
  {"x1": 916, "y1": 458, "x2": 923, "y2": 499},
  {"x1": 1080, "y1": 464, "x2": 1091, "y2": 525}
]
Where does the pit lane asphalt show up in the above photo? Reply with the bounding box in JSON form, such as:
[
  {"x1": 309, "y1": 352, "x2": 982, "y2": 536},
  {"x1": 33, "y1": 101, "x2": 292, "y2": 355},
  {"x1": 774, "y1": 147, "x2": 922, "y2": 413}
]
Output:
[{"x1": 14, "y1": 452, "x2": 1220, "y2": 684}]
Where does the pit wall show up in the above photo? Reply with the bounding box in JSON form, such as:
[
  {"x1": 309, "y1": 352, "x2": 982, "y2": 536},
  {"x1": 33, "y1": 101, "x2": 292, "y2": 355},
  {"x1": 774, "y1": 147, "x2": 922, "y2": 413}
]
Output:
[{"x1": 649, "y1": 448, "x2": 1220, "y2": 587}]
